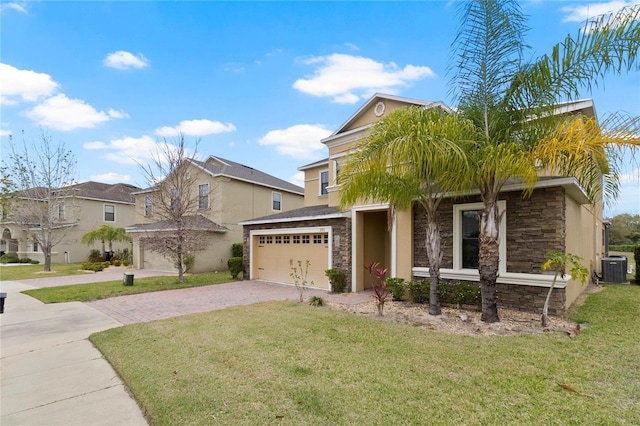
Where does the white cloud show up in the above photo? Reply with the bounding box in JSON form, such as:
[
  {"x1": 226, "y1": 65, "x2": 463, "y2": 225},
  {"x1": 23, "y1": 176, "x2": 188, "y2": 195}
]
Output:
[
  {"x1": 0, "y1": 129, "x2": 12, "y2": 137},
  {"x1": 344, "y1": 42, "x2": 360, "y2": 51},
  {"x1": 97, "y1": 135, "x2": 161, "y2": 164},
  {"x1": 561, "y1": 1, "x2": 640, "y2": 22},
  {"x1": 154, "y1": 119, "x2": 236, "y2": 137},
  {"x1": 0, "y1": 63, "x2": 59, "y2": 105},
  {"x1": 0, "y1": 2, "x2": 27, "y2": 14},
  {"x1": 258, "y1": 124, "x2": 332, "y2": 159},
  {"x1": 26, "y1": 94, "x2": 125, "y2": 131},
  {"x1": 293, "y1": 53, "x2": 436, "y2": 104},
  {"x1": 103, "y1": 51, "x2": 150, "y2": 70},
  {"x1": 108, "y1": 108, "x2": 130, "y2": 119},
  {"x1": 83, "y1": 141, "x2": 109, "y2": 149},
  {"x1": 90, "y1": 172, "x2": 131, "y2": 183},
  {"x1": 289, "y1": 171, "x2": 305, "y2": 188}
]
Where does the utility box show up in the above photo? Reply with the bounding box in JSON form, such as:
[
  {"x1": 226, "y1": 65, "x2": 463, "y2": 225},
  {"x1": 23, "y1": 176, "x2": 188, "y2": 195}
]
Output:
[
  {"x1": 123, "y1": 272, "x2": 134, "y2": 286},
  {"x1": 602, "y1": 256, "x2": 628, "y2": 283}
]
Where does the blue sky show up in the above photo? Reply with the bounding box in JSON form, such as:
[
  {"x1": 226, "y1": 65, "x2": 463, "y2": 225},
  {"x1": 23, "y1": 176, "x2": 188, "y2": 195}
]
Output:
[{"x1": 1, "y1": 0, "x2": 638, "y2": 217}]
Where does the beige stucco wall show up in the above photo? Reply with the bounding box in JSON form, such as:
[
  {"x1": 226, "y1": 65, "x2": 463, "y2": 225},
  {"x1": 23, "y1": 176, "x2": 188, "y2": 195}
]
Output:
[
  {"x1": 302, "y1": 164, "x2": 329, "y2": 207},
  {"x1": 564, "y1": 195, "x2": 599, "y2": 308}
]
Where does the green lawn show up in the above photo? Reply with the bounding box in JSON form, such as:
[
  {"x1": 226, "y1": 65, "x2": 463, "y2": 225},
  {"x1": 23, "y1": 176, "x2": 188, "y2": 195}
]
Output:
[
  {"x1": 0, "y1": 262, "x2": 95, "y2": 281},
  {"x1": 91, "y1": 284, "x2": 640, "y2": 425},
  {"x1": 23, "y1": 273, "x2": 240, "y2": 303}
]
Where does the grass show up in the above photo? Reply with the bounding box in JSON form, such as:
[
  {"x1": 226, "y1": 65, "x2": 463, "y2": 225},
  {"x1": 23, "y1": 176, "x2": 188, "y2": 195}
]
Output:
[
  {"x1": 91, "y1": 284, "x2": 640, "y2": 425},
  {"x1": 0, "y1": 262, "x2": 95, "y2": 281},
  {"x1": 22, "y1": 273, "x2": 239, "y2": 303}
]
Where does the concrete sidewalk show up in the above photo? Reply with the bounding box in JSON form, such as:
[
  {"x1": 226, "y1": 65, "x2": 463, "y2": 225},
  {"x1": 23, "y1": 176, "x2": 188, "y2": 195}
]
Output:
[{"x1": 0, "y1": 280, "x2": 147, "y2": 426}]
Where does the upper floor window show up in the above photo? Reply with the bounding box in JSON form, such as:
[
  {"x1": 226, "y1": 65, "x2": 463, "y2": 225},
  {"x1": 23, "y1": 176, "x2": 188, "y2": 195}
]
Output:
[
  {"x1": 198, "y1": 184, "x2": 209, "y2": 209},
  {"x1": 320, "y1": 170, "x2": 329, "y2": 195},
  {"x1": 145, "y1": 196, "x2": 153, "y2": 217},
  {"x1": 272, "y1": 192, "x2": 282, "y2": 211},
  {"x1": 58, "y1": 202, "x2": 65, "y2": 220},
  {"x1": 104, "y1": 204, "x2": 115, "y2": 222}
]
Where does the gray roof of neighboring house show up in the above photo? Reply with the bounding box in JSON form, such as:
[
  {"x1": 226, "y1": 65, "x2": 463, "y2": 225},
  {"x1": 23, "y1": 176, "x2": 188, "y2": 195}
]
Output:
[
  {"x1": 17, "y1": 181, "x2": 140, "y2": 204},
  {"x1": 126, "y1": 215, "x2": 229, "y2": 233},
  {"x1": 191, "y1": 156, "x2": 304, "y2": 195},
  {"x1": 239, "y1": 204, "x2": 349, "y2": 225}
]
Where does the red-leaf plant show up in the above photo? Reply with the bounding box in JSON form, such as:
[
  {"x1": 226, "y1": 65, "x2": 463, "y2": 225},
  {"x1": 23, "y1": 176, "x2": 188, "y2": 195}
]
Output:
[{"x1": 366, "y1": 261, "x2": 389, "y2": 316}]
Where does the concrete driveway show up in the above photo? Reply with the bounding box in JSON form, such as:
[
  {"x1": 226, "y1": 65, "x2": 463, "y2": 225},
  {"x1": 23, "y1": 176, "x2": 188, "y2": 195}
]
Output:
[{"x1": 1, "y1": 271, "x2": 370, "y2": 425}]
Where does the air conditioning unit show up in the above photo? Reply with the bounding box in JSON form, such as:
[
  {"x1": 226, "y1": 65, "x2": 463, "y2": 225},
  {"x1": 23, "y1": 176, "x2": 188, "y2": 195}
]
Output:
[{"x1": 602, "y1": 256, "x2": 628, "y2": 283}]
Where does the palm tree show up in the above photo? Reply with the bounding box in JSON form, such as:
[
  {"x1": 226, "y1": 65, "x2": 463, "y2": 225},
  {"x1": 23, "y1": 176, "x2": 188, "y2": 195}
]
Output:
[
  {"x1": 81, "y1": 225, "x2": 131, "y2": 257},
  {"x1": 339, "y1": 106, "x2": 475, "y2": 315},
  {"x1": 450, "y1": 0, "x2": 640, "y2": 322}
]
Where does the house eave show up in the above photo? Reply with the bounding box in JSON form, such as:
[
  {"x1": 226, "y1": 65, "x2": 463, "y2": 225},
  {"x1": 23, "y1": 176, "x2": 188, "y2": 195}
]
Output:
[{"x1": 239, "y1": 211, "x2": 350, "y2": 226}]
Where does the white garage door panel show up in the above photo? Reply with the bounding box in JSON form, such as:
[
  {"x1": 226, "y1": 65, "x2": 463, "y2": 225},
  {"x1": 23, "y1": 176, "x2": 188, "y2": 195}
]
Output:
[{"x1": 254, "y1": 234, "x2": 329, "y2": 288}]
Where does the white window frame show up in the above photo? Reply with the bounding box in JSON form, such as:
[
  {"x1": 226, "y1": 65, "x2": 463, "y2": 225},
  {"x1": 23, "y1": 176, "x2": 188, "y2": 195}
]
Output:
[
  {"x1": 145, "y1": 196, "x2": 153, "y2": 217},
  {"x1": 319, "y1": 170, "x2": 329, "y2": 196},
  {"x1": 198, "y1": 184, "x2": 209, "y2": 209},
  {"x1": 272, "y1": 192, "x2": 282, "y2": 211},
  {"x1": 452, "y1": 201, "x2": 506, "y2": 274},
  {"x1": 104, "y1": 204, "x2": 115, "y2": 222}
]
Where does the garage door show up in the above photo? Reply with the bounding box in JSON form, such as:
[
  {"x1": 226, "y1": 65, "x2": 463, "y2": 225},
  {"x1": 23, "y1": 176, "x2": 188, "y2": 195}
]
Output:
[{"x1": 253, "y1": 233, "x2": 329, "y2": 289}]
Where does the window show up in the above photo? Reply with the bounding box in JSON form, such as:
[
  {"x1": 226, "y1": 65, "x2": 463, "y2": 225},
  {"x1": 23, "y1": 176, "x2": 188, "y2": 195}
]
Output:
[
  {"x1": 453, "y1": 201, "x2": 506, "y2": 272},
  {"x1": 266, "y1": 236, "x2": 273, "y2": 244},
  {"x1": 272, "y1": 192, "x2": 282, "y2": 211},
  {"x1": 302, "y1": 235, "x2": 310, "y2": 244},
  {"x1": 313, "y1": 234, "x2": 322, "y2": 244},
  {"x1": 259, "y1": 236, "x2": 266, "y2": 245},
  {"x1": 320, "y1": 170, "x2": 329, "y2": 195},
  {"x1": 104, "y1": 204, "x2": 115, "y2": 222},
  {"x1": 145, "y1": 196, "x2": 153, "y2": 217},
  {"x1": 58, "y1": 203, "x2": 65, "y2": 220},
  {"x1": 283, "y1": 235, "x2": 290, "y2": 244},
  {"x1": 33, "y1": 240, "x2": 38, "y2": 252},
  {"x1": 461, "y1": 210, "x2": 480, "y2": 269},
  {"x1": 275, "y1": 236, "x2": 282, "y2": 244},
  {"x1": 198, "y1": 184, "x2": 209, "y2": 209},
  {"x1": 171, "y1": 188, "x2": 180, "y2": 213},
  {"x1": 293, "y1": 235, "x2": 301, "y2": 244}
]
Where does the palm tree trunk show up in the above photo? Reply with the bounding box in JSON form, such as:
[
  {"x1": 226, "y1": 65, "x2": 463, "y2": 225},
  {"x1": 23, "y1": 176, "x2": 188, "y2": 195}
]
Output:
[
  {"x1": 424, "y1": 212, "x2": 442, "y2": 316},
  {"x1": 479, "y1": 198, "x2": 500, "y2": 323}
]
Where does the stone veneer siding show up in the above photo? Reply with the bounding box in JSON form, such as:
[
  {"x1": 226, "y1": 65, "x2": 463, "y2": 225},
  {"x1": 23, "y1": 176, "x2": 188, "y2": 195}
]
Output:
[
  {"x1": 242, "y1": 217, "x2": 352, "y2": 290},
  {"x1": 413, "y1": 186, "x2": 568, "y2": 313}
]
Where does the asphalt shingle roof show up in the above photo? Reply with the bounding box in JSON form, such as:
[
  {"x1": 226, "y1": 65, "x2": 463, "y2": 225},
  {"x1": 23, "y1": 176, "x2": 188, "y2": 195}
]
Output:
[
  {"x1": 126, "y1": 215, "x2": 229, "y2": 233},
  {"x1": 240, "y1": 204, "x2": 346, "y2": 225}
]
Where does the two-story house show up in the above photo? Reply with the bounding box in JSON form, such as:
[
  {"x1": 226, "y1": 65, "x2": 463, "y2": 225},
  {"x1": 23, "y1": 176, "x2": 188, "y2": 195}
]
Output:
[
  {"x1": 126, "y1": 155, "x2": 304, "y2": 273},
  {"x1": 240, "y1": 93, "x2": 605, "y2": 314},
  {"x1": 0, "y1": 181, "x2": 140, "y2": 263}
]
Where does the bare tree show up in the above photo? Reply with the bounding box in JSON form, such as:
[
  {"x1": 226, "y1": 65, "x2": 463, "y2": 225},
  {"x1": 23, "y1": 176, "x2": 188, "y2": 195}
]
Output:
[
  {"x1": 3, "y1": 132, "x2": 77, "y2": 271},
  {"x1": 135, "y1": 136, "x2": 211, "y2": 283}
]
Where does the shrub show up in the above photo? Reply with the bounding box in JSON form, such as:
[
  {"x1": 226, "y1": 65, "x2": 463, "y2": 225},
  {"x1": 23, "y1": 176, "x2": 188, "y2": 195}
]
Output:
[
  {"x1": 122, "y1": 260, "x2": 131, "y2": 267},
  {"x1": 309, "y1": 296, "x2": 325, "y2": 307},
  {"x1": 325, "y1": 268, "x2": 347, "y2": 293},
  {"x1": 232, "y1": 242, "x2": 243, "y2": 258},
  {"x1": 82, "y1": 262, "x2": 107, "y2": 272},
  {"x1": 113, "y1": 259, "x2": 122, "y2": 267},
  {"x1": 408, "y1": 280, "x2": 429, "y2": 304},
  {"x1": 439, "y1": 282, "x2": 481, "y2": 307},
  {"x1": 0, "y1": 253, "x2": 20, "y2": 264},
  {"x1": 227, "y1": 257, "x2": 243, "y2": 279},
  {"x1": 386, "y1": 278, "x2": 406, "y2": 301},
  {"x1": 88, "y1": 249, "x2": 103, "y2": 262},
  {"x1": 19, "y1": 257, "x2": 33, "y2": 263},
  {"x1": 610, "y1": 244, "x2": 637, "y2": 252},
  {"x1": 30, "y1": 259, "x2": 40, "y2": 264},
  {"x1": 184, "y1": 255, "x2": 195, "y2": 273}
]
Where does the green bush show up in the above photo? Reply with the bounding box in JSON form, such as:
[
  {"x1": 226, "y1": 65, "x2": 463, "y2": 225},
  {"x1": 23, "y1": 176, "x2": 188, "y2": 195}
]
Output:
[
  {"x1": 634, "y1": 245, "x2": 640, "y2": 283},
  {"x1": 184, "y1": 255, "x2": 195, "y2": 273},
  {"x1": 610, "y1": 244, "x2": 637, "y2": 253},
  {"x1": 408, "y1": 280, "x2": 429, "y2": 304},
  {"x1": 325, "y1": 268, "x2": 347, "y2": 293},
  {"x1": 0, "y1": 252, "x2": 20, "y2": 264},
  {"x1": 439, "y1": 282, "x2": 481, "y2": 307},
  {"x1": 82, "y1": 262, "x2": 107, "y2": 272},
  {"x1": 113, "y1": 259, "x2": 122, "y2": 267},
  {"x1": 19, "y1": 257, "x2": 33, "y2": 263},
  {"x1": 227, "y1": 257, "x2": 243, "y2": 279},
  {"x1": 309, "y1": 296, "x2": 325, "y2": 307},
  {"x1": 232, "y1": 242, "x2": 243, "y2": 258},
  {"x1": 386, "y1": 277, "x2": 406, "y2": 301},
  {"x1": 30, "y1": 259, "x2": 40, "y2": 264},
  {"x1": 123, "y1": 260, "x2": 131, "y2": 267}
]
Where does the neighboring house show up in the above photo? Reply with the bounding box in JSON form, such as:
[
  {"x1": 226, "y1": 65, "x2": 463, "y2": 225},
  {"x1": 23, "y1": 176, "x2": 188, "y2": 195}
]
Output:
[
  {"x1": 0, "y1": 181, "x2": 140, "y2": 263},
  {"x1": 241, "y1": 93, "x2": 605, "y2": 314},
  {"x1": 127, "y1": 155, "x2": 305, "y2": 273}
]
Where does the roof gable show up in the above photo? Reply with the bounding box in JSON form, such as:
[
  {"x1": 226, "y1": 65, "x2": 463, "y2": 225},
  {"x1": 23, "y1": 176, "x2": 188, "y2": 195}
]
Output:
[{"x1": 324, "y1": 93, "x2": 452, "y2": 143}]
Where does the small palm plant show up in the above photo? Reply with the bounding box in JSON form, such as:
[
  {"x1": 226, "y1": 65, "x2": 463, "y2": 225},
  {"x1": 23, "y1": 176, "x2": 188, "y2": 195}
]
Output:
[{"x1": 541, "y1": 251, "x2": 588, "y2": 327}]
